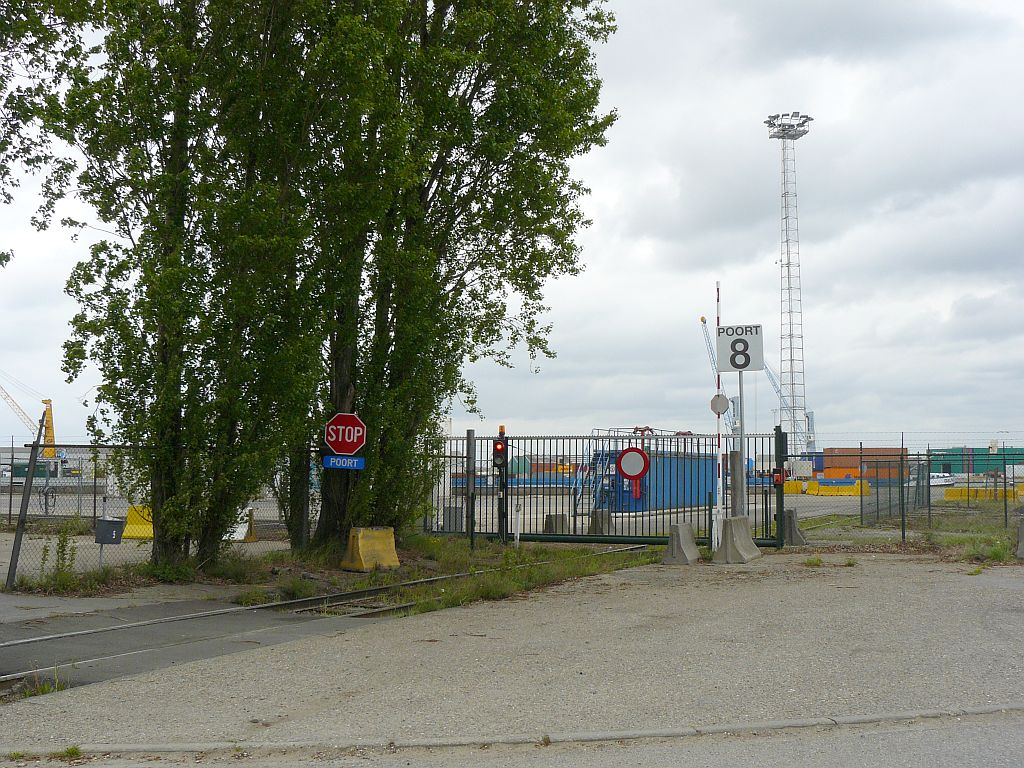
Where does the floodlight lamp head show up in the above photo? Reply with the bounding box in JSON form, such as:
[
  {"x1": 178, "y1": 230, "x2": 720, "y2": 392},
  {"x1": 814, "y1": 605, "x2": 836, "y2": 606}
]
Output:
[{"x1": 765, "y1": 111, "x2": 813, "y2": 140}]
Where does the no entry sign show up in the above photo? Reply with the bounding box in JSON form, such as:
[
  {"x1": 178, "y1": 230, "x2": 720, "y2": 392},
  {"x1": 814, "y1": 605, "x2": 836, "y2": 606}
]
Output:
[
  {"x1": 324, "y1": 412, "x2": 367, "y2": 456},
  {"x1": 617, "y1": 447, "x2": 650, "y2": 501}
]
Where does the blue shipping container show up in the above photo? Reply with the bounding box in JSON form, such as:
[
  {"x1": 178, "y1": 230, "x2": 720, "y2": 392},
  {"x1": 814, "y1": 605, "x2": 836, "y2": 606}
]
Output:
[{"x1": 594, "y1": 451, "x2": 717, "y2": 513}]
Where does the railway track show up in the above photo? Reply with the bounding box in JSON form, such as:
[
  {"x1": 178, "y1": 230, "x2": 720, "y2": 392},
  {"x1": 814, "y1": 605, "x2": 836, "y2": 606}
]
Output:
[{"x1": 0, "y1": 545, "x2": 648, "y2": 688}]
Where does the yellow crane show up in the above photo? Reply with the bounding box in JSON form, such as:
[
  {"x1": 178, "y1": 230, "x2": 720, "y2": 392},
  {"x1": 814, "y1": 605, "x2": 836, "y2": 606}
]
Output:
[{"x1": 0, "y1": 384, "x2": 56, "y2": 458}]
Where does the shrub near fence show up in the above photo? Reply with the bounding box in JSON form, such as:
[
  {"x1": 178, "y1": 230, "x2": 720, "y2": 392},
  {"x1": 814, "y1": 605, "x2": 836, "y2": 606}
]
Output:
[{"x1": 2, "y1": 444, "x2": 315, "y2": 588}]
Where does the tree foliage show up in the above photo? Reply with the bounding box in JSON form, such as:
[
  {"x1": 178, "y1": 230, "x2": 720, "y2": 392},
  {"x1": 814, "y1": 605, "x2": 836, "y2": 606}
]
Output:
[{"x1": 21, "y1": 0, "x2": 614, "y2": 564}]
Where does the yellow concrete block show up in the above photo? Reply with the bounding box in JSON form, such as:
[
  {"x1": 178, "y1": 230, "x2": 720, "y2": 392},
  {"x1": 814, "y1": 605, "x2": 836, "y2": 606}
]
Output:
[
  {"x1": 340, "y1": 526, "x2": 400, "y2": 572},
  {"x1": 805, "y1": 481, "x2": 820, "y2": 496},
  {"x1": 784, "y1": 480, "x2": 804, "y2": 495},
  {"x1": 123, "y1": 504, "x2": 154, "y2": 540}
]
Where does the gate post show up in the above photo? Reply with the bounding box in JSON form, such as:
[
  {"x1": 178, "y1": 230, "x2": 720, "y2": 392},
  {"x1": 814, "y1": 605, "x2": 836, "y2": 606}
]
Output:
[
  {"x1": 466, "y1": 429, "x2": 476, "y2": 550},
  {"x1": 6, "y1": 413, "x2": 45, "y2": 590},
  {"x1": 774, "y1": 425, "x2": 787, "y2": 547}
]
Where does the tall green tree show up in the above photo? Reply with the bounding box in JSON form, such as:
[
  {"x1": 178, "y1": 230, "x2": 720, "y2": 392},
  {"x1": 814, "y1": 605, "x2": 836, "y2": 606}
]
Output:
[
  {"x1": 0, "y1": 1, "x2": 88, "y2": 266},
  {"x1": 58, "y1": 0, "x2": 322, "y2": 564},
  {"x1": 23, "y1": 0, "x2": 614, "y2": 562},
  {"x1": 313, "y1": 0, "x2": 616, "y2": 541}
]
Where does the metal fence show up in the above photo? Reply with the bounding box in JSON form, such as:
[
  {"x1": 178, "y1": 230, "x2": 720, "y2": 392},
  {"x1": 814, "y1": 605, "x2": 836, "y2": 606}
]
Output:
[
  {"x1": 775, "y1": 449, "x2": 1022, "y2": 534},
  {"x1": 425, "y1": 430, "x2": 784, "y2": 546},
  {"x1": 2, "y1": 443, "x2": 319, "y2": 587},
  {"x1": 8, "y1": 433, "x2": 1017, "y2": 587}
]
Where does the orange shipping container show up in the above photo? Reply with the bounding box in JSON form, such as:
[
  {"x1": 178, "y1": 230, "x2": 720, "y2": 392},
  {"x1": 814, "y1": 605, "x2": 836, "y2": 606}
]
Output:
[{"x1": 824, "y1": 467, "x2": 860, "y2": 480}]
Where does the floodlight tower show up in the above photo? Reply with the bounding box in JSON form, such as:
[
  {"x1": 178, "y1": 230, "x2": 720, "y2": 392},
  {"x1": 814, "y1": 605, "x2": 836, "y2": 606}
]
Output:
[{"x1": 765, "y1": 112, "x2": 815, "y2": 455}]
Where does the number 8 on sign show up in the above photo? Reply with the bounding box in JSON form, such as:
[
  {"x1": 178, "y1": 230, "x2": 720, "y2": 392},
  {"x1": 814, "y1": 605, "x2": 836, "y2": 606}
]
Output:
[
  {"x1": 716, "y1": 324, "x2": 764, "y2": 373},
  {"x1": 730, "y1": 338, "x2": 750, "y2": 369}
]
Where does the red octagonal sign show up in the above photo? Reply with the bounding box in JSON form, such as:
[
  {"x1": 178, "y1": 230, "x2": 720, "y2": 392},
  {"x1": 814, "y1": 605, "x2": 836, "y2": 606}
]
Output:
[{"x1": 325, "y1": 412, "x2": 367, "y2": 456}]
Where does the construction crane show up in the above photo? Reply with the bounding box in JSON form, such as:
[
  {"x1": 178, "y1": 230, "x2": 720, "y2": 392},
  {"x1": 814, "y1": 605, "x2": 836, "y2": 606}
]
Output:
[
  {"x1": 0, "y1": 383, "x2": 56, "y2": 458},
  {"x1": 699, "y1": 317, "x2": 814, "y2": 450},
  {"x1": 699, "y1": 317, "x2": 736, "y2": 433}
]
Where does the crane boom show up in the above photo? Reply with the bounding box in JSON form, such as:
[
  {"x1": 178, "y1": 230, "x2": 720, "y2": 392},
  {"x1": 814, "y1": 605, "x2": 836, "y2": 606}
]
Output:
[
  {"x1": 763, "y1": 362, "x2": 814, "y2": 451},
  {"x1": 699, "y1": 317, "x2": 736, "y2": 432},
  {"x1": 0, "y1": 383, "x2": 36, "y2": 433},
  {"x1": 0, "y1": 384, "x2": 56, "y2": 457}
]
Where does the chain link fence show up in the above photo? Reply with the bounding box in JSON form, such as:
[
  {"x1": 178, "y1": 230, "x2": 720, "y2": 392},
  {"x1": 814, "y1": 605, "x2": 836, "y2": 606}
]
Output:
[
  {"x1": 778, "y1": 448, "x2": 1023, "y2": 535},
  {"x1": 2, "y1": 444, "x2": 321, "y2": 587}
]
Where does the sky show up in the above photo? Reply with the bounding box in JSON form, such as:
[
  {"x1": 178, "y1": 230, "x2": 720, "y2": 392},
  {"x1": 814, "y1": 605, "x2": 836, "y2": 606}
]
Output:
[{"x1": 2, "y1": 0, "x2": 1024, "y2": 449}]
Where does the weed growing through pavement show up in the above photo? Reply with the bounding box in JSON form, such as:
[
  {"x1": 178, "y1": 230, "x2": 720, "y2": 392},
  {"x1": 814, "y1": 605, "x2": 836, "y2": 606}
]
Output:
[
  {"x1": 21, "y1": 667, "x2": 70, "y2": 698},
  {"x1": 48, "y1": 746, "x2": 81, "y2": 761},
  {"x1": 802, "y1": 556, "x2": 823, "y2": 567}
]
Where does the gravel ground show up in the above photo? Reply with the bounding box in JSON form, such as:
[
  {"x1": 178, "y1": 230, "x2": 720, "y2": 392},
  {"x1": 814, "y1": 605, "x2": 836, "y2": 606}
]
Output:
[{"x1": 2, "y1": 553, "x2": 1022, "y2": 752}]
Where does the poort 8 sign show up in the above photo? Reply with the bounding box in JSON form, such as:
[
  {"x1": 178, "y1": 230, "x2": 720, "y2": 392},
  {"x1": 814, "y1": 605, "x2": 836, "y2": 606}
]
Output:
[{"x1": 324, "y1": 413, "x2": 367, "y2": 456}]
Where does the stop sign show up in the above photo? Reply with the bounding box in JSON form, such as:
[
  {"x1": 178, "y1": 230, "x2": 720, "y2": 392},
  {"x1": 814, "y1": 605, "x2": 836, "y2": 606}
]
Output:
[{"x1": 324, "y1": 412, "x2": 367, "y2": 455}]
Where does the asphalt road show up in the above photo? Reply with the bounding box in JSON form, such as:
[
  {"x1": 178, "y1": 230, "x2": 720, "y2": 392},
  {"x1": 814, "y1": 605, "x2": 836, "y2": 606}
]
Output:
[{"x1": 0, "y1": 598, "x2": 383, "y2": 687}]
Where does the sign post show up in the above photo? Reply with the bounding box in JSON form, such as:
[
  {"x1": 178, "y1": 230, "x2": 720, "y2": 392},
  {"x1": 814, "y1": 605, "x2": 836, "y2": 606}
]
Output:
[
  {"x1": 323, "y1": 413, "x2": 368, "y2": 470},
  {"x1": 717, "y1": 324, "x2": 764, "y2": 518}
]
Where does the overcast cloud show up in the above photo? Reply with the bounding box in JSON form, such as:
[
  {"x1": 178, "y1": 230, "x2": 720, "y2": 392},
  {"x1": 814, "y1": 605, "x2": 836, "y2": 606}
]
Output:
[{"x1": 2, "y1": 1, "x2": 1024, "y2": 448}]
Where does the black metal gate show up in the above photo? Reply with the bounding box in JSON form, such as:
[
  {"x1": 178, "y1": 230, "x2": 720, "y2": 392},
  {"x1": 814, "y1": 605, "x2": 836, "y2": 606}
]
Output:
[{"x1": 426, "y1": 429, "x2": 785, "y2": 547}]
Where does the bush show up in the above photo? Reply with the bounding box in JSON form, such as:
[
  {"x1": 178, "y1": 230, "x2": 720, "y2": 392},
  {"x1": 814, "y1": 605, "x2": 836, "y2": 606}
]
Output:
[{"x1": 203, "y1": 551, "x2": 265, "y2": 583}]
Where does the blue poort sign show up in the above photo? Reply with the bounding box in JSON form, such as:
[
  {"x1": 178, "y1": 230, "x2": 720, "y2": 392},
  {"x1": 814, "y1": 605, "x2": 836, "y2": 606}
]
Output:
[{"x1": 324, "y1": 455, "x2": 365, "y2": 470}]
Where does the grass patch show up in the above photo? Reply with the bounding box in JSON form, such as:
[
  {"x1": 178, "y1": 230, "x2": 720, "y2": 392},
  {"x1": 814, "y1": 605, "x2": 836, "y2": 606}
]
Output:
[
  {"x1": 202, "y1": 550, "x2": 267, "y2": 584},
  {"x1": 966, "y1": 565, "x2": 987, "y2": 576},
  {"x1": 233, "y1": 587, "x2": 276, "y2": 606},
  {"x1": 11, "y1": 564, "x2": 146, "y2": 596},
  {"x1": 801, "y1": 514, "x2": 860, "y2": 531},
  {"x1": 7, "y1": 752, "x2": 26, "y2": 761},
  {"x1": 843, "y1": 556, "x2": 858, "y2": 567},
  {"x1": 962, "y1": 538, "x2": 1014, "y2": 563},
  {"x1": 381, "y1": 545, "x2": 660, "y2": 616},
  {"x1": 139, "y1": 560, "x2": 197, "y2": 584},
  {"x1": 49, "y1": 746, "x2": 81, "y2": 761},
  {"x1": 801, "y1": 555, "x2": 823, "y2": 567},
  {"x1": 278, "y1": 575, "x2": 318, "y2": 601}
]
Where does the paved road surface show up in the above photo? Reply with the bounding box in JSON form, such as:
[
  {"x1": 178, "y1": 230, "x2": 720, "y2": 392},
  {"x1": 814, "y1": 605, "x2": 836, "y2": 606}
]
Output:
[{"x1": 1, "y1": 553, "x2": 1021, "y2": 758}]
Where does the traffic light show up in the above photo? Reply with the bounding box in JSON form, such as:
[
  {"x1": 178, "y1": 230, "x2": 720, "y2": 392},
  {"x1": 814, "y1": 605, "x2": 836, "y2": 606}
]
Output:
[{"x1": 492, "y1": 437, "x2": 508, "y2": 469}]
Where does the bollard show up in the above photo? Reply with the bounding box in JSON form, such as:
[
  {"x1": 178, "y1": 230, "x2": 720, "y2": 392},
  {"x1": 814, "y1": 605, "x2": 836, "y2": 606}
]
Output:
[
  {"x1": 663, "y1": 522, "x2": 700, "y2": 565},
  {"x1": 712, "y1": 516, "x2": 762, "y2": 564}
]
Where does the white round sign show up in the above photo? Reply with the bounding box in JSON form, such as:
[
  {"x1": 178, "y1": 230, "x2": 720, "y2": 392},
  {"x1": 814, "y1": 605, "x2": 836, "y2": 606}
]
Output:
[
  {"x1": 616, "y1": 447, "x2": 650, "y2": 480},
  {"x1": 710, "y1": 393, "x2": 730, "y2": 416}
]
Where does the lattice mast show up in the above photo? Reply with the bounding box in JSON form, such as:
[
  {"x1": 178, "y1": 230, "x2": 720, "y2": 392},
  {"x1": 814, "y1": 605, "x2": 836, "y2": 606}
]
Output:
[{"x1": 765, "y1": 112, "x2": 814, "y2": 455}]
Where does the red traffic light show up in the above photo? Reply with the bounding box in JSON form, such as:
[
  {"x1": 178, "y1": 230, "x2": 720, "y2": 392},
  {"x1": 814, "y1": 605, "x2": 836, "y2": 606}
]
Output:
[{"x1": 492, "y1": 438, "x2": 508, "y2": 468}]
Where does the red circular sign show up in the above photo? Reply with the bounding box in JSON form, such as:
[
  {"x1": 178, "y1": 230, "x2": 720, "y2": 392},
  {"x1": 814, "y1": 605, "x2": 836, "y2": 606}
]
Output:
[
  {"x1": 616, "y1": 447, "x2": 650, "y2": 480},
  {"x1": 325, "y1": 412, "x2": 367, "y2": 455}
]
